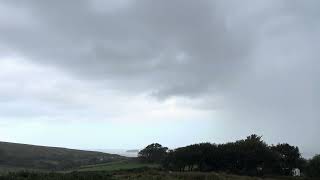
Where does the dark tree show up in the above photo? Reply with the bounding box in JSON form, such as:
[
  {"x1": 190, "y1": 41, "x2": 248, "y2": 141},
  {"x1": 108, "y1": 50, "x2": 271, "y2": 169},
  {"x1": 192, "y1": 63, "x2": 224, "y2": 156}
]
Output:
[
  {"x1": 239, "y1": 135, "x2": 273, "y2": 172},
  {"x1": 138, "y1": 143, "x2": 168, "y2": 163},
  {"x1": 306, "y1": 155, "x2": 320, "y2": 177},
  {"x1": 270, "y1": 143, "x2": 301, "y2": 175}
]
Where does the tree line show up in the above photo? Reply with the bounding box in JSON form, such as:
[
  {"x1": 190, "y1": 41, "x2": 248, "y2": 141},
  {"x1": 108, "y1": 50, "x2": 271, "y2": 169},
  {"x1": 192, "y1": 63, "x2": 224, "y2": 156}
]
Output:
[{"x1": 138, "y1": 134, "x2": 320, "y2": 177}]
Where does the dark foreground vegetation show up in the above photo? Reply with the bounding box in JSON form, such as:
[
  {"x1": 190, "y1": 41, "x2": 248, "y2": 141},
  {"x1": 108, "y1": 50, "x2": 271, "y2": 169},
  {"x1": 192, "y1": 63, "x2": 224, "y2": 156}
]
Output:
[
  {"x1": 138, "y1": 135, "x2": 320, "y2": 178},
  {"x1": 0, "y1": 169, "x2": 318, "y2": 180}
]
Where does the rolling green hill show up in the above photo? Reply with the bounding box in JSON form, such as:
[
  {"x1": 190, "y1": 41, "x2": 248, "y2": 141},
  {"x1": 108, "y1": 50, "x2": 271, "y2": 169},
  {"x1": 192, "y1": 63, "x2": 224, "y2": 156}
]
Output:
[{"x1": 0, "y1": 141, "x2": 126, "y2": 171}]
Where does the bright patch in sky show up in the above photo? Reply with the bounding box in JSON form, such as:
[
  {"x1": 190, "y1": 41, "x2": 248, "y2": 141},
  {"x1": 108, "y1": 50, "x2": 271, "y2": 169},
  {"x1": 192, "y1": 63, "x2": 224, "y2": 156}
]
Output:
[{"x1": 0, "y1": 56, "x2": 219, "y2": 149}]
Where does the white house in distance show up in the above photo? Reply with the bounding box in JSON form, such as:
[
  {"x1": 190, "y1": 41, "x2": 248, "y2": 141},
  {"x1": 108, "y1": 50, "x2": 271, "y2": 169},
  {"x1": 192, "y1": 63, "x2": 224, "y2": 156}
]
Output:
[{"x1": 292, "y1": 168, "x2": 301, "y2": 177}]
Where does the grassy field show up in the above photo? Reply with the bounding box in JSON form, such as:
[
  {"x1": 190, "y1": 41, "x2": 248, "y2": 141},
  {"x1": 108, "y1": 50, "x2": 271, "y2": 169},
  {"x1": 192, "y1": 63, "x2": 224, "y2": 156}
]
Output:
[
  {"x1": 0, "y1": 160, "x2": 316, "y2": 180},
  {"x1": 1, "y1": 160, "x2": 316, "y2": 180},
  {"x1": 76, "y1": 160, "x2": 159, "y2": 172},
  {"x1": 65, "y1": 161, "x2": 316, "y2": 180},
  {"x1": 0, "y1": 170, "x2": 317, "y2": 180}
]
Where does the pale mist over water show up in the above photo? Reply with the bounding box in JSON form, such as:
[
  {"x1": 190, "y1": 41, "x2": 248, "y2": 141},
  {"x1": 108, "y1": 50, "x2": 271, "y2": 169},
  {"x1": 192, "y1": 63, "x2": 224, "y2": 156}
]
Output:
[{"x1": 92, "y1": 149, "x2": 139, "y2": 158}]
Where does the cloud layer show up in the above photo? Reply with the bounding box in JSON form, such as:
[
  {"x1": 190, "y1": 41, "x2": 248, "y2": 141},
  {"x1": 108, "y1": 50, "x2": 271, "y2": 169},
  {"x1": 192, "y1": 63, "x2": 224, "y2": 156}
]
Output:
[{"x1": 0, "y1": 0, "x2": 319, "y2": 156}]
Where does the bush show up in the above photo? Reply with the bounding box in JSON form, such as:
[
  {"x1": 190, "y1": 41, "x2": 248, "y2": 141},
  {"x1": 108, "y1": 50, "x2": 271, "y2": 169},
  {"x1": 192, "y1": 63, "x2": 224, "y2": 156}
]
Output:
[{"x1": 306, "y1": 155, "x2": 320, "y2": 177}]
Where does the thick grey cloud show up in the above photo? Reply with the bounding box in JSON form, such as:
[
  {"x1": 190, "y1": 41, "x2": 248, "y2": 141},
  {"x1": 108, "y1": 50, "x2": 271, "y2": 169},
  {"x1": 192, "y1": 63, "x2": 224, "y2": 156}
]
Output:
[
  {"x1": 0, "y1": 0, "x2": 253, "y2": 97},
  {"x1": 0, "y1": 0, "x2": 319, "y2": 156}
]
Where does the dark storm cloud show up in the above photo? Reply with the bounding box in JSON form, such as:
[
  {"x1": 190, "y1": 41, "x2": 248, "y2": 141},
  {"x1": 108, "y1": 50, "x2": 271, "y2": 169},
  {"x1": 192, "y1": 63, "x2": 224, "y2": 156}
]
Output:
[
  {"x1": 0, "y1": 0, "x2": 253, "y2": 98},
  {"x1": 0, "y1": 0, "x2": 320, "y2": 155}
]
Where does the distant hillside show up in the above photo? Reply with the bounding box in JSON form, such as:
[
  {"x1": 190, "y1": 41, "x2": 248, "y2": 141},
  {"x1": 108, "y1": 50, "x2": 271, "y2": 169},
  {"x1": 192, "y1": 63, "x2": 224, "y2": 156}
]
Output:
[{"x1": 0, "y1": 141, "x2": 126, "y2": 171}]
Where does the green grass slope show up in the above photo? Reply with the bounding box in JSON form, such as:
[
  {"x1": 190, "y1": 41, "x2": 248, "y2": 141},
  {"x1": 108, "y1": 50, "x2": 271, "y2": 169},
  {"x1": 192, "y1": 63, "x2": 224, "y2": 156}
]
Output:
[
  {"x1": 76, "y1": 160, "x2": 159, "y2": 172},
  {"x1": 0, "y1": 141, "x2": 125, "y2": 171}
]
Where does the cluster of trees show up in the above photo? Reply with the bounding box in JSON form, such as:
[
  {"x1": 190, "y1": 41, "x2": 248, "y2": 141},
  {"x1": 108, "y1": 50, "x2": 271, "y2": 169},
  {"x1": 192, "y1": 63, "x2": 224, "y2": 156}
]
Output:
[{"x1": 138, "y1": 135, "x2": 320, "y2": 177}]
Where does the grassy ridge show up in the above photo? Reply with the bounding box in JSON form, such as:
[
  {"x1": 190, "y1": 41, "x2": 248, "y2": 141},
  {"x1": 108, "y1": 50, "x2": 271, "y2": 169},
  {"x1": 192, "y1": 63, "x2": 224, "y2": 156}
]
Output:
[{"x1": 0, "y1": 141, "x2": 125, "y2": 170}]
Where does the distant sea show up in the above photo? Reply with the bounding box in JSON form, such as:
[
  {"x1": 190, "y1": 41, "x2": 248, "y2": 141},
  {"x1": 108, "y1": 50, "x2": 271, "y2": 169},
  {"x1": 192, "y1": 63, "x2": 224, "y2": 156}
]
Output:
[{"x1": 91, "y1": 149, "x2": 139, "y2": 157}]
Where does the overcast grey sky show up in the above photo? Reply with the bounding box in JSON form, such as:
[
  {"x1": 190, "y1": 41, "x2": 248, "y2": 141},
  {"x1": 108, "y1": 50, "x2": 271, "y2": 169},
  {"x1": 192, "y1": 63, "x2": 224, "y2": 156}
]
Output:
[{"x1": 0, "y1": 0, "x2": 319, "y2": 158}]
